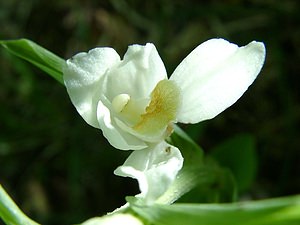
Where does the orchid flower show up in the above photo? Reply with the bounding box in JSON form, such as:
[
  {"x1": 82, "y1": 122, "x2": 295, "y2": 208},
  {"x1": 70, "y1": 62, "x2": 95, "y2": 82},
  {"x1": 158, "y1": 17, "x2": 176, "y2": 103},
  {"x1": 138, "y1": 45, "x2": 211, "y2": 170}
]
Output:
[
  {"x1": 63, "y1": 38, "x2": 265, "y2": 150},
  {"x1": 63, "y1": 38, "x2": 266, "y2": 203}
]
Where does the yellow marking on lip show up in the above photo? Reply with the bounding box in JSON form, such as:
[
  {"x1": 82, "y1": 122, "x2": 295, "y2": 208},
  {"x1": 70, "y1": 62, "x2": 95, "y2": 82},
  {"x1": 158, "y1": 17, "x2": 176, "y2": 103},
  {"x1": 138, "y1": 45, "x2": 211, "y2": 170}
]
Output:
[{"x1": 133, "y1": 79, "x2": 181, "y2": 136}]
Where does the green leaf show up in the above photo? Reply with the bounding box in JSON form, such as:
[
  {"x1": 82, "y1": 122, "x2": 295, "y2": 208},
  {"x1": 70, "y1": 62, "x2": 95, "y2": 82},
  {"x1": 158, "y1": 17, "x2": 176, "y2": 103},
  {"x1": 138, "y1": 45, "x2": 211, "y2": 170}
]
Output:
[
  {"x1": 174, "y1": 156, "x2": 237, "y2": 204},
  {"x1": 0, "y1": 185, "x2": 40, "y2": 225},
  {"x1": 170, "y1": 125, "x2": 204, "y2": 164},
  {"x1": 130, "y1": 195, "x2": 300, "y2": 225},
  {"x1": 210, "y1": 134, "x2": 257, "y2": 192},
  {"x1": 0, "y1": 39, "x2": 64, "y2": 84}
]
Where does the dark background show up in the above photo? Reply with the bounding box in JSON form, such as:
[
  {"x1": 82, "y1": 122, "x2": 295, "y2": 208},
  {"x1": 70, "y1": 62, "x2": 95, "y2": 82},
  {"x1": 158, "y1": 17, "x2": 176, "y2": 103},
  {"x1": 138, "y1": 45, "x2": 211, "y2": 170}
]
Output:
[{"x1": 0, "y1": 0, "x2": 299, "y2": 224}]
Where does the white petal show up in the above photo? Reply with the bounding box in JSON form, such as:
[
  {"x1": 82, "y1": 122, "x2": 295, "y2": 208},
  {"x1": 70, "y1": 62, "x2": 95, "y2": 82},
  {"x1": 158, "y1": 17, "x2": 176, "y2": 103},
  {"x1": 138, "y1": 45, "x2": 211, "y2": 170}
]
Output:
[
  {"x1": 170, "y1": 38, "x2": 266, "y2": 123},
  {"x1": 102, "y1": 43, "x2": 167, "y2": 102},
  {"x1": 63, "y1": 47, "x2": 121, "y2": 128},
  {"x1": 97, "y1": 100, "x2": 148, "y2": 150},
  {"x1": 114, "y1": 141, "x2": 183, "y2": 203}
]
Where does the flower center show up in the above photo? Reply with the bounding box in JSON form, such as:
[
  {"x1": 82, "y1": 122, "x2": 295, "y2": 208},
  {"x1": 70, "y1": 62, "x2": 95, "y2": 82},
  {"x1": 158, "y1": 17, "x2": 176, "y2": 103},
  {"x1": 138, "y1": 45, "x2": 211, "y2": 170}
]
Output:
[{"x1": 111, "y1": 80, "x2": 181, "y2": 142}]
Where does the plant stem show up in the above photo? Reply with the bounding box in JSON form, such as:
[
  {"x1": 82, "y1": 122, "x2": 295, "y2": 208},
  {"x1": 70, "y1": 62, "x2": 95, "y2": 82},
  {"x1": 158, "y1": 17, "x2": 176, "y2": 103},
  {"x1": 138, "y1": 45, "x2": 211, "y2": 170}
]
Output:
[{"x1": 0, "y1": 184, "x2": 40, "y2": 225}]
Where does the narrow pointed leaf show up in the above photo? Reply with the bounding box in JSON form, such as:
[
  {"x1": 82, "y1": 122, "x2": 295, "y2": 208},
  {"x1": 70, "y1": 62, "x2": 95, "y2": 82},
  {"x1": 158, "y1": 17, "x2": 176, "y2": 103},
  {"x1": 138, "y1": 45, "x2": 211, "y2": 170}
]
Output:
[
  {"x1": 0, "y1": 39, "x2": 64, "y2": 84},
  {"x1": 0, "y1": 185, "x2": 40, "y2": 225}
]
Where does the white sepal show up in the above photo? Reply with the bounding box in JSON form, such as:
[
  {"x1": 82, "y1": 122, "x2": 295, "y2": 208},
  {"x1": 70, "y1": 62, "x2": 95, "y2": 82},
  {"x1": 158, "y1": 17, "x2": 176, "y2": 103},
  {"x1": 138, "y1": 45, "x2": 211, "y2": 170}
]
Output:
[
  {"x1": 170, "y1": 39, "x2": 266, "y2": 123},
  {"x1": 63, "y1": 48, "x2": 120, "y2": 128}
]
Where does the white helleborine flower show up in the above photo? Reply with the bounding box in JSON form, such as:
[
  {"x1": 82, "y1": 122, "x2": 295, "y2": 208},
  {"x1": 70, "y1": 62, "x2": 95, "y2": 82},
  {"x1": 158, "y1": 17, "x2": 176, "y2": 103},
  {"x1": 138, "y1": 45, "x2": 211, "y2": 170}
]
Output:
[
  {"x1": 63, "y1": 38, "x2": 266, "y2": 203},
  {"x1": 64, "y1": 38, "x2": 265, "y2": 150}
]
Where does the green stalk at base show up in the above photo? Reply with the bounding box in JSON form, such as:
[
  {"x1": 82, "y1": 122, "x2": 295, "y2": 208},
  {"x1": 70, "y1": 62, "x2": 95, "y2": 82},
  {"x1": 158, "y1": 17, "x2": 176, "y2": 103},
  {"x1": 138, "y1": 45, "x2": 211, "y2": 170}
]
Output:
[{"x1": 0, "y1": 185, "x2": 40, "y2": 225}]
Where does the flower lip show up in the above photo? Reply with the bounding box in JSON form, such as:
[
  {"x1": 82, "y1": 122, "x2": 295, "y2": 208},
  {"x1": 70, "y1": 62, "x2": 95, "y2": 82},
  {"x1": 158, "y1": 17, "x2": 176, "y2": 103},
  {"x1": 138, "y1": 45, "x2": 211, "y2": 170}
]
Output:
[{"x1": 132, "y1": 79, "x2": 181, "y2": 137}]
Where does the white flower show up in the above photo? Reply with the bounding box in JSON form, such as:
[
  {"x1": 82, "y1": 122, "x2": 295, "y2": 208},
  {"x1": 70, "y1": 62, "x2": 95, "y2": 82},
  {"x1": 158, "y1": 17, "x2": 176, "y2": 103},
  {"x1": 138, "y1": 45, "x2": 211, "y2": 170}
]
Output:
[
  {"x1": 63, "y1": 38, "x2": 265, "y2": 203},
  {"x1": 63, "y1": 38, "x2": 266, "y2": 151},
  {"x1": 114, "y1": 141, "x2": 183, "y2": 203}
]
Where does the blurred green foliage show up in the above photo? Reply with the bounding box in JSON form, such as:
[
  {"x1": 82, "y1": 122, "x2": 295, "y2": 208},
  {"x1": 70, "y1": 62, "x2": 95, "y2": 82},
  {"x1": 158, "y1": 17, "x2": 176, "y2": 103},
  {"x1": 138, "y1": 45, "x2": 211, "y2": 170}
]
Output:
[{"x1": 0, "y1": 0, "x2": 300, "y2": 224}]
